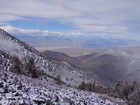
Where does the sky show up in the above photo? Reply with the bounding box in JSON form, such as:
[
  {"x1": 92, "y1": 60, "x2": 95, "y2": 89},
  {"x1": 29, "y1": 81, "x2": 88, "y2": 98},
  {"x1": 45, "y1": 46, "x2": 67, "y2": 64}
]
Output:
[{"x1": 0, "y1": 0, "x2": 140, "y2": 40}]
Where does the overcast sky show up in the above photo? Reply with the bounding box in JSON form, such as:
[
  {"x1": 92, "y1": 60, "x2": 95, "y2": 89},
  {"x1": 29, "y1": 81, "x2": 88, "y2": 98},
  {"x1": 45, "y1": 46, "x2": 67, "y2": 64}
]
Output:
[{"x1": 0, "y1": 0, "x2": 140, "y2": 39}]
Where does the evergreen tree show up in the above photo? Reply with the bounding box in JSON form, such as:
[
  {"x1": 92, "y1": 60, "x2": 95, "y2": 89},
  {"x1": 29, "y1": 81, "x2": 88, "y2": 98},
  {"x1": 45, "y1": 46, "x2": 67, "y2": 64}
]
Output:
[{"x1": 11, "y1": 56, "x2": 21, "y2": 74}]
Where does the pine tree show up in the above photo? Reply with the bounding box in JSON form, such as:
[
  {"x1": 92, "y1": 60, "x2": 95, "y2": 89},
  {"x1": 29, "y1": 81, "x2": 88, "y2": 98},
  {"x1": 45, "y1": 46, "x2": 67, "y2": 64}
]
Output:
[{"x1": 11, "y1": 56, "x2": 21, "y2": 74}]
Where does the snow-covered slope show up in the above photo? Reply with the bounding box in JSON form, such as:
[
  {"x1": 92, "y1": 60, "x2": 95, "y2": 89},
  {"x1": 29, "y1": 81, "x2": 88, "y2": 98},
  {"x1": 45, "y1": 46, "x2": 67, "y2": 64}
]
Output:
[
  {"x1": 0, "y1": 70, "x2": 125, "y2": 105},
  {"x1": 0, "y1": 29, "x2": 127, "y2": 105},
  {"x1": 0, "y1": 28, "x2": 94, "y2": 86}
]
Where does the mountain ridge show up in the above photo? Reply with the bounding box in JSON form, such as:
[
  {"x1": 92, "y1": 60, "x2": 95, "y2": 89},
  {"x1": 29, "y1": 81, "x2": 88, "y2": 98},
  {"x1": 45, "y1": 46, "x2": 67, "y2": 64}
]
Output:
[
  {"x1": 42, "y1": 49, "x2": 140, "y2": 86},
  {"x1": 0, "y1": 28, "x2": 95, "y2": 87}
]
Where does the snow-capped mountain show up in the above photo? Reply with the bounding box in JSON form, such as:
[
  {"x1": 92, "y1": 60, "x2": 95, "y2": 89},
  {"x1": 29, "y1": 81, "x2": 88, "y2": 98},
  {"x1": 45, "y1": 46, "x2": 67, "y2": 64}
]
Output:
[
  {"x1": 0, "y1": 28, "x2": 94, "y2": 87},
  {"x1": 15, "y1": 34, "x2": 140, "y2": 50},
  {"x1": 2, "y1": 26, "x2": 139, "y2": 51}
]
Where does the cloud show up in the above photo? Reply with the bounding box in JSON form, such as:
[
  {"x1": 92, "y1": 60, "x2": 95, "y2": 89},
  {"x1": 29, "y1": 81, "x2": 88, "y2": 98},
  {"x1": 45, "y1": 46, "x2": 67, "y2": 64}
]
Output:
[
  {"x1": 0, "y1": 25, "x2": 83, "y2": 37},
  {"x1": 0, "y1": 0, "x2": 139, "y2": 35},
  {"x1": 0, "y1": 25, "x2": 130, "y2": 41},
  {"x1": 0, "y1": 15, "x2": 23, "y2": 22}
]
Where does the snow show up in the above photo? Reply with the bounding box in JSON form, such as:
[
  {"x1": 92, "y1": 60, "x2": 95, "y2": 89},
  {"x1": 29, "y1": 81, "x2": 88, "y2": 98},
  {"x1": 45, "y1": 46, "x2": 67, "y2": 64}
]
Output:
[{"x1": 0, "y1": 70, "x2": 121, "y2": 105}]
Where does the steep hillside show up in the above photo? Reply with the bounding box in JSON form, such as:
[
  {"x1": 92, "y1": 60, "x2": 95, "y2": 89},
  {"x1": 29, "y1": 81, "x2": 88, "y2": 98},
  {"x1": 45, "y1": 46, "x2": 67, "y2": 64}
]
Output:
[
  {"x1": 42, "y1": 49, "x2": 140, "y2": 86},
  {"x1": 0, "y1": 70, "x2": 125, "y2": 105},
  {"x1": 42, "y1": 50, "x2": 82, "y2": 69},
  {"x1": 0, "y1": 29, "x2": 94, "y2": 87}
]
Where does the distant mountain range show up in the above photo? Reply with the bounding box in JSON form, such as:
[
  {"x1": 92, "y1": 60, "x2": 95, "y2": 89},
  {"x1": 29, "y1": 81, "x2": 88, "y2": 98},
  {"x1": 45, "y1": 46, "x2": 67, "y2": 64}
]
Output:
[{"x1": 16, "y1": 34, "x2": 140, "y2": 50}]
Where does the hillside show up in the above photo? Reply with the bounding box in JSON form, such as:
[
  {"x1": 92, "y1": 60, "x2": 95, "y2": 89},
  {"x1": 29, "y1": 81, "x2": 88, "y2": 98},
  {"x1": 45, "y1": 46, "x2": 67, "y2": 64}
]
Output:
[
  {"x1": 0, "y1": 29, "x2": 127, "y2": 105},
  {"x1": 0, "y1": 28, "x2": 95, "y2": 87},
  {"x1": 42, "y1": 49, "x2": 140, "y2": 86},
  {"x1": 0, "y1": 70, "x2": 125, "y2": 105}
]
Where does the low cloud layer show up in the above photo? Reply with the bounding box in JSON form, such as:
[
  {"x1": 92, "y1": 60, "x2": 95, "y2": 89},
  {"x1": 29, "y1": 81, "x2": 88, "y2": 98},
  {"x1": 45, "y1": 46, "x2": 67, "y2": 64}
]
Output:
[
  {"x1": 0, "y1": 26, "x2": 83, "y2": 37},
  {"x1": 0, "y1": 0, "x2": 139, "y2": 37}
]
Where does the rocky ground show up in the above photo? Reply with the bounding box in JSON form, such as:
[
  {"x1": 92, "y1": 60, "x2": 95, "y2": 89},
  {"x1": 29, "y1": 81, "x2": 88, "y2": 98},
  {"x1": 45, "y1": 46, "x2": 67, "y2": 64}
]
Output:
[{"x1": 0, "y1": 70, "x2": 125, "y2": 105}]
